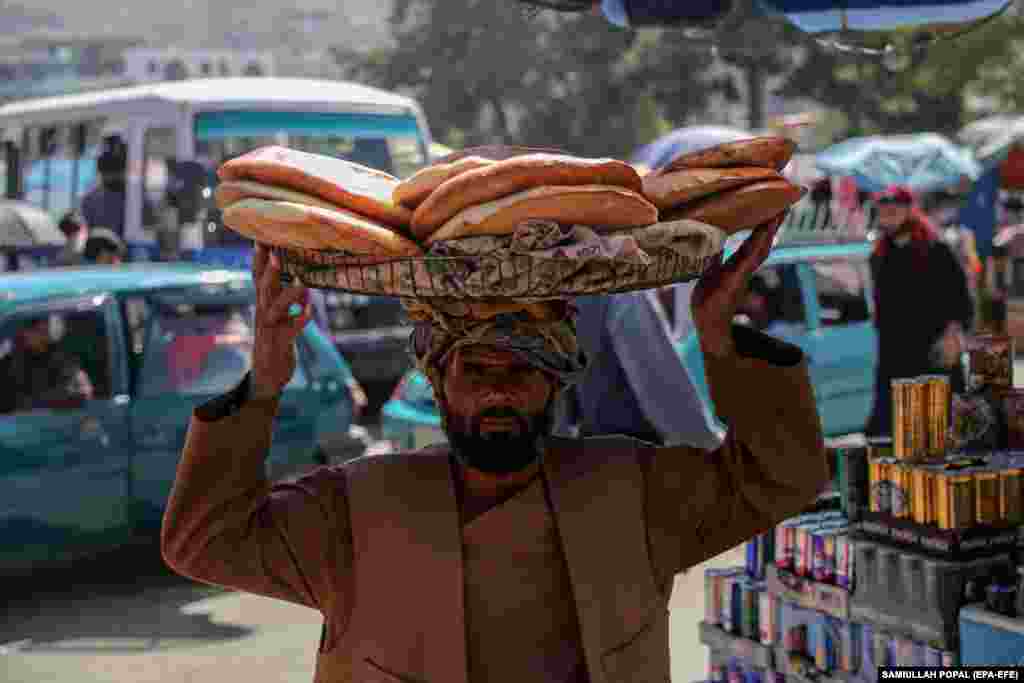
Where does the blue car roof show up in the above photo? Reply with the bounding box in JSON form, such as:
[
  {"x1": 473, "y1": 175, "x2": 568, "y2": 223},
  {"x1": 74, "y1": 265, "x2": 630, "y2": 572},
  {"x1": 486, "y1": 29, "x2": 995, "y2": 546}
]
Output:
[
  {"x1": 0, "y1": 263, "x2": 252, "y2": 313},
  {"x1": 764, "y1": 241, "x2": 872, "y2": 264}
]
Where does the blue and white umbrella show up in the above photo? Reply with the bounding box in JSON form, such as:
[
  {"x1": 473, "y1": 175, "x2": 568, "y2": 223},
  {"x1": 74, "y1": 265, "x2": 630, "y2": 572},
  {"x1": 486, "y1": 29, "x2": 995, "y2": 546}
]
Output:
[
  {"x1": 631, "y1": 125, "x2": 758, "y2": 172},
  {"x1": 815, "y1": 133, "x2": 981, "y2": 193}
]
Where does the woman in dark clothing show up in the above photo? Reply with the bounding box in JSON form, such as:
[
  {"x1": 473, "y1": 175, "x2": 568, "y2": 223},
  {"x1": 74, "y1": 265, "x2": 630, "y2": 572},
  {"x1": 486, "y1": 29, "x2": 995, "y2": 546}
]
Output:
[{"x1": 866, "y1": 186, "x2": 974, "y2": 437}]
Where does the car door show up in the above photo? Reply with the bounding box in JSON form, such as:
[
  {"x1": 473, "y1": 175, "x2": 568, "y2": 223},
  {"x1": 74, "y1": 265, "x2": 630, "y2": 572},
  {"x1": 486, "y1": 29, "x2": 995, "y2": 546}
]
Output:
[
  {"x1": 804, "y1": 254, "x2": 879, "y2": 436},
  {"x1": 127, "y1": 287, "x2": 318, "y2": 530},
  {"x1": 0, "y1": 297, "x2": 133, "y2": 574}
]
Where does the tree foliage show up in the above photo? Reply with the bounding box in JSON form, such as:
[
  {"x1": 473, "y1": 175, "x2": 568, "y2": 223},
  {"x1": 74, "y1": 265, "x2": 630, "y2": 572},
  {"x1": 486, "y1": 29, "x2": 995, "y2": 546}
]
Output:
[
  {"x1": 342, "y1": 1, "x2": 727, "y2": 158},
  {"x1": 779, "y1": 10, "x2": 1024, "y2": 139}
]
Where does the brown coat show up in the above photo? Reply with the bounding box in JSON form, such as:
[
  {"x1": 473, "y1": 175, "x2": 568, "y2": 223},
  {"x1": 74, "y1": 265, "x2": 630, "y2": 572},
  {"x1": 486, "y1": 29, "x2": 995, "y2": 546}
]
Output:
[{"x1": 161, "y1": 328, "x2": 828, "y2": 683}]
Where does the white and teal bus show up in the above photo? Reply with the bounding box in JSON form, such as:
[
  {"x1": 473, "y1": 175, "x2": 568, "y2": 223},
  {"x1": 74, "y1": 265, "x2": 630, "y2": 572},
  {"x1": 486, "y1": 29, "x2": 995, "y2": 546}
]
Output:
[{"x1": 0, "y1": 77, "x2": 434, "y2": 259}]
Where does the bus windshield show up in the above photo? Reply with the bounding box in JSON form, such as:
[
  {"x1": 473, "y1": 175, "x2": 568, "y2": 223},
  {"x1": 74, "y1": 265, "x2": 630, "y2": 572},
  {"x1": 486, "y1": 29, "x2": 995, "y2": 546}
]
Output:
[{"x1": 194, "y1": 110, "x2": 427, "y2": 180}]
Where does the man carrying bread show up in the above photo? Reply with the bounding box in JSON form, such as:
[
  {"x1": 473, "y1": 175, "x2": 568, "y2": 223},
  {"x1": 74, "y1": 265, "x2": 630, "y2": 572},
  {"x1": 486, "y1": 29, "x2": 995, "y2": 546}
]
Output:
[{"x1": 162, "y1": 186, "x2": 827, "y2": 683}]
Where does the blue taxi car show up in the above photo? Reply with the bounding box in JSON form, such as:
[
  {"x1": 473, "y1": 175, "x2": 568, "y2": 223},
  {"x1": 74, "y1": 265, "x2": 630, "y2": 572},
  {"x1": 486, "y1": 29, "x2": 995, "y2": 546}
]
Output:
[
  {"x1": 381, "y1": 240, "x2": 879, "y2": 450},
  {"x1": 0, "y1": 264, "x2": 359, "y2": 576}
]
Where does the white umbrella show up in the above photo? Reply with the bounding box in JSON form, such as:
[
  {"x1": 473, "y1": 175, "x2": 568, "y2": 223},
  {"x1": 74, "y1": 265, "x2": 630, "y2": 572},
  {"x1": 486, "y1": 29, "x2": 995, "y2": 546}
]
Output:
[{"x1": 959, "y1": 116, "x2": 1024, "y2": 167}]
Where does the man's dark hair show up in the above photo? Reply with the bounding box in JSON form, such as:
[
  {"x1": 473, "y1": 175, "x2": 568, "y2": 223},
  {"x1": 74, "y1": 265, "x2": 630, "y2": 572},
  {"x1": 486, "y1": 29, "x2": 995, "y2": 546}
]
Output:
[
  {"x1": 84, "y1": 228, "x2": 127, "y2": 262},
  {"x1": 97, "y1": 136, "x2": 128, "y2": 176},
  {"x1": 810, "y1": 178, "x2": 832, "y2": 204}
]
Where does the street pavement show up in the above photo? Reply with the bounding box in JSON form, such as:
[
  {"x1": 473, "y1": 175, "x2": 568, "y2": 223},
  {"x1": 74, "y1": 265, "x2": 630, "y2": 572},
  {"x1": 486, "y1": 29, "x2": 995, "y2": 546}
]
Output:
[{"x1": 0, "y1": 538, "x2": 742, "y2": 682}]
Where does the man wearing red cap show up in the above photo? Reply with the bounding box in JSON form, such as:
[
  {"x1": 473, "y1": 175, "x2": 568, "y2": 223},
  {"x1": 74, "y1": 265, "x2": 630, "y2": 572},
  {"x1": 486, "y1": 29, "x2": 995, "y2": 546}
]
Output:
[{"x1": 866, "y1": 186, "x2": 974, "y2": 437}]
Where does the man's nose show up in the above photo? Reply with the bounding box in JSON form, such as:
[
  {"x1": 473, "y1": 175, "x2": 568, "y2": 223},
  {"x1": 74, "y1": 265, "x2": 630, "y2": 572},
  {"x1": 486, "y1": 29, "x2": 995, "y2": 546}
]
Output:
[{"x1": 478, "y1": 378, "x2": 520, "y2": 404}]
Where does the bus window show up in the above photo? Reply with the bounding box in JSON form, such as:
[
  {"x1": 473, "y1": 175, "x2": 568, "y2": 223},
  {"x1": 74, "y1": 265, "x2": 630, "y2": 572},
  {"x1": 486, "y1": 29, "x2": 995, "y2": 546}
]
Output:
[{"x1": 21, "y1": 120, "x2": 103, "y2": 218}]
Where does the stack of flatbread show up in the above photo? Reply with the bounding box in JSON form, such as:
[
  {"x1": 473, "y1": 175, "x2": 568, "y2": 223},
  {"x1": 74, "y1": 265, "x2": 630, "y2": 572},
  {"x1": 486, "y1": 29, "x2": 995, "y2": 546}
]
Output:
[
  {"x1": 640, "y1": 137, "x2": 804, "y2": 233},
  {"x1": 215, "y1": 138, "x2": 804, "y2": 299},
  {"x1": 392, "y1": 151, "x2": 730, "y2": 296},
  {"x1": 216, "y1": 146, "x2": 422, "y2": 261}
]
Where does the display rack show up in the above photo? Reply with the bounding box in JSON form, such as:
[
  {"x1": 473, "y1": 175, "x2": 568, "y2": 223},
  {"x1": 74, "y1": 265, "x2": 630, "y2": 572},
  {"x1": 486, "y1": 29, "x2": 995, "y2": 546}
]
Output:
[{"x1": 696, "y1": 435, "x2": 1023, "y2": 681}]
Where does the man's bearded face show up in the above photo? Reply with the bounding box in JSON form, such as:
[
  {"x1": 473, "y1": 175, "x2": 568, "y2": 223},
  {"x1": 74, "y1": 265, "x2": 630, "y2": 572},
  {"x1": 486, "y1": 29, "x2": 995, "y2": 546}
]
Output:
[{"x1": 440, "y1": 345, "x2": 556, "y2": 475}]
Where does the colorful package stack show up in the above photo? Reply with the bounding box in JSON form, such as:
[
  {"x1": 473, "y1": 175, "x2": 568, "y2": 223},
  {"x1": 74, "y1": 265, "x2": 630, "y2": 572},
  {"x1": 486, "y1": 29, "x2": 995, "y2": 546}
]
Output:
[
  {"x1": 745, "y1": 532, "x2": 775, "y2": 580},
  {"x1": 867, "y1": 458, "x2": 1024, "y2": 530},
  {"x1": 775, "y1": 596, "x2": 957, "y2": 676},
  {"x1": 773, "y1": 511, "x2": 854, "y2": 591}
]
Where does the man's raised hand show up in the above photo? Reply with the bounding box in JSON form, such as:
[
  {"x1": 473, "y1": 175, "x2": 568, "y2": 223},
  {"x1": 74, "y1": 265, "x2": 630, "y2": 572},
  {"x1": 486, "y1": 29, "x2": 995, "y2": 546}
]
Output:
[
  {"x1": 690, "y1": 213, "x2": 786, "y2": 358},
  {"x1": 250, "y1": 244, "x2": 313, "y2": 400}
]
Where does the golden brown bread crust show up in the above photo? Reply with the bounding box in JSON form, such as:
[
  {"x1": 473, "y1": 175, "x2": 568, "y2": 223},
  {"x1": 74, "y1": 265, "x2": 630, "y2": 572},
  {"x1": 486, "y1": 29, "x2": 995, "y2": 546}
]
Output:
[
  {"x1": 642, "y1": 167, "x2": 783, "y2": 211},
  {"x1": 657, "y1": 136, "x2": 797, "y2": 175},
  {"x1": 424, "y1": 185, "x2": 658, "y2": 244},
  {"x1": 214, "y1": 180, "x2": 343, "y2": 212},
  {"x1": 218, "y1": 146, "x2": 412, "y2": 230},
  {"x1": 663, "y1": 180, "x2": 806, "y2": 234},
  {"x1": 432, "y1": 145, "x2": 571, "y2": 164},
  {"x1": 411, "y1": 154, "x2": 644, "y2": 239},
  {"x1": 221, "y1": 198, "x2": 423, "y2": 257},
  {"x1": 392, "y1": 156, "x2": 496, "y2": 210}
]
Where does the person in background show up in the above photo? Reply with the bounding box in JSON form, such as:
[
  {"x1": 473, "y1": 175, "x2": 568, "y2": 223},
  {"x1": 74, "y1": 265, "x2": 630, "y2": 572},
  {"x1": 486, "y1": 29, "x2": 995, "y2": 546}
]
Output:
[
  {"x1": 929, "y1": 190, "x2": 982, "y2": 303},
  {"x1": 988, "y1": 199, "x2": 1024, "y2": 337},
  {"x1": 986, "y1": 237, "x2": 1012, "y2": 336},
  {"x1": 54, "y1": 210, "x2": 89, "y2": 266},
  {"x1": 866, "y1": 186, "x2": 974, "y2": 437},
  {"x1": 0, "y1": 315, "x2": 94, "y2": 414},
  {"x1": 558, "y1": 290, "x2": 723, "y2": 449},
  {"x1": 80, "y1": 136, "x2": 159, "y2": 241},
  {"x1": 83, "y1": 228, "x2": 127, "y2": 266}
]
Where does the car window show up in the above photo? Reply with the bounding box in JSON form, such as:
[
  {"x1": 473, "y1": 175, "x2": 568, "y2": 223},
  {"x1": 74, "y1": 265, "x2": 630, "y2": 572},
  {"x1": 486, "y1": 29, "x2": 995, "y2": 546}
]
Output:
[
  {"x1": 137, "y1": 301, "x2": 307, "y2": 397},
  {"x1": 321, "y1": 293, "x2": 408, "y2": 334},
  {"x1": 0, "y1": 307, "x2": 111, "y2": 415},
  {"x1": 811, "y1": 259, "x2": 871, "y2": 327},
  {"x1": 736, "y1": 263, "x2": 806, "y2": 331}
]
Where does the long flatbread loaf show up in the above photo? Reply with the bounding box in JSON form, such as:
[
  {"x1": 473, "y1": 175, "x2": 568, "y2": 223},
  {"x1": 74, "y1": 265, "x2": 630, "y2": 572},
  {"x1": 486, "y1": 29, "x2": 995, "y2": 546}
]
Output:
[
  {"x1": 215, "y1": 179, "x2": 342, "y2": 212},
  {"x1": 218, "y1": 146, "x2": 412, "y2": 230},
  {"x1": 393, "y1": 156, "x2": 496, "y2": 210},
  {"x1": 221, "y1": 198, "x2": 422, "y2": 258},
  {"x1": 425, "y1": 185, "x2": 658, "y2": 245},
  {"x1": 664, "y1": 180, "x2": 805, "y2": 234},
  {"x1": 642, "y1": 166, "x2": 782, "y2": 211},
  {"x1": 412, "y1": 154, "x2": 644, "y2": 239},
  {"x1": 657, "y1": 136, "x2": 796, "y2": 175}
]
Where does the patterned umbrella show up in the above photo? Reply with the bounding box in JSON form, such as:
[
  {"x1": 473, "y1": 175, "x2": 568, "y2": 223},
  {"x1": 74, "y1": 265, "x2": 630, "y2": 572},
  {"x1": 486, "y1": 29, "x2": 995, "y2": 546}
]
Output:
[{"x1": 815, "y1": 133, "x2": 980, "y2": 193}]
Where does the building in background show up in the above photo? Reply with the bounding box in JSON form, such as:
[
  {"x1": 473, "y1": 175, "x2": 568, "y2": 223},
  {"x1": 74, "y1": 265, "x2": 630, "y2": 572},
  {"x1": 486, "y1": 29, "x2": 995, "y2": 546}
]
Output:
[
  {"x1": 0, "y1": 32, "x2": 141, "y2": 102},
  {"x1": 121, "y1": 48, "x2": 276, "y2": 83}
]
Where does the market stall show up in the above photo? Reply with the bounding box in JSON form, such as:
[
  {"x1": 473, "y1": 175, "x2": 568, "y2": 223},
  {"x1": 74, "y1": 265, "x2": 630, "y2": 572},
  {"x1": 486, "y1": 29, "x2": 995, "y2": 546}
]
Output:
[{"x1": 695, "y1": 338, "x2": 1024, "y2": 682}]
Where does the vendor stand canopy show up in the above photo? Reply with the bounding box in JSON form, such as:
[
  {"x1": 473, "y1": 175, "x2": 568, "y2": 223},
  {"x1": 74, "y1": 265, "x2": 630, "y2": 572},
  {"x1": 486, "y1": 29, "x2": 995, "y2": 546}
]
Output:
[{"x1": 815, "y1": 133, "x2": 981, "y2": 194}]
